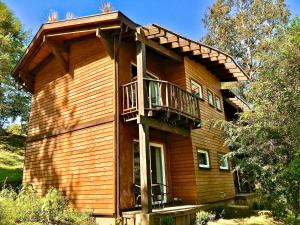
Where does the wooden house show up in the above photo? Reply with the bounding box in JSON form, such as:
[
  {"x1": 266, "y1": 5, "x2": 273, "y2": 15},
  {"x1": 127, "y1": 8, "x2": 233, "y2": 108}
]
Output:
[{"x1": 12, "y1": 12, "x2": 249, "y2": 225}]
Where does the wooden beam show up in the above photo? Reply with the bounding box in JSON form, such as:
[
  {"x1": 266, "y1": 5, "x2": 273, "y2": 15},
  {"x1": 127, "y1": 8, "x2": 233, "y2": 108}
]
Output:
[
  {"x1": 19, "y1": 70, "x2": 34, "y2": 92},
  {"x1": 96, "y1": 28, "x2": 114, "y2": 58},
  {"x1": 137, "y1": 115, "x2": 190, "y2": 137},
  {"x1": 136, "y1": 31, "x2": 183, "y2": 62},
  {"x1": 170, "y1": 39, "x2": 190, "y2": 48},
  {"x1": 136, "y1": 41, "x2": 152, "y2": 214},
  {"x1": 44, "y1": 36, "x2": 69, "y2": 72},
  {"x1": 31, "y1": 54, "x2": 54, "y2": 75},
  {"x1": 159, "y1": 35, "x2": 178, "y2": 44}
]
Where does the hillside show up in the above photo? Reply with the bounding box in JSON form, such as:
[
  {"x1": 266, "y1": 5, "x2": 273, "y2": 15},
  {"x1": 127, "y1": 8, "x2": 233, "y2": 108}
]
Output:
[{"x1": 0, "y1": 133, "x2": 25, "y2": 187}]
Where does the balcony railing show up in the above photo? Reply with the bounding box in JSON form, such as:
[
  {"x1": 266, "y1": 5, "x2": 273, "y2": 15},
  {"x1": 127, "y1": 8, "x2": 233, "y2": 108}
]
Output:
[{"x1": 122, "y1": 78, "x2": 201, "y2": 127}]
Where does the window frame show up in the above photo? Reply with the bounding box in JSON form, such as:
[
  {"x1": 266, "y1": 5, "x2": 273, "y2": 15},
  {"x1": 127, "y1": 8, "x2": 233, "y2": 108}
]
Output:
[
  {"x1": 207, "y1": 90, "x2": 214, "y2": 107},
  {"x1": 190, "y1": 79, "x2": 204, "y2": 100},
  {"x1": 218, "y1": 152, "x2": 229, "y2": 171},
  {"x1": 197, "y1": 149, "x2": 211, "y2": 169},
  {"x1": 215, "y1": 96, "x2": 222, "y2": 111}
]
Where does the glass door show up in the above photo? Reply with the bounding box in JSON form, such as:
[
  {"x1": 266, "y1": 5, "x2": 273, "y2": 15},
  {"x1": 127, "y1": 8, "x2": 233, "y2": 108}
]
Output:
[{"x1": 133, "y1": 142, "x2": 166, "y2": 204}]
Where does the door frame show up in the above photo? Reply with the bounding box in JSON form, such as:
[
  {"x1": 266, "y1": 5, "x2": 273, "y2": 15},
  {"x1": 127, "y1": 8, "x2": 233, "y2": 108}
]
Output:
[{"x1": 132, "y1": 140, "x2": 167, "y2": 204}]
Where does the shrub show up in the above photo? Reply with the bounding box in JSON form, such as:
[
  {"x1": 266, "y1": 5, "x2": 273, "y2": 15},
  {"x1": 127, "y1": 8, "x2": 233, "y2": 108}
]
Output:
[
  {"x1": 0, "y1": 185, "x2": 96, "y2": 225},
  {"x1": 196, "y1": 211, "x2": 210, "y2": 225},
  {"x1": 160, "y1": 215, "x2": 174, "y2": 225}
]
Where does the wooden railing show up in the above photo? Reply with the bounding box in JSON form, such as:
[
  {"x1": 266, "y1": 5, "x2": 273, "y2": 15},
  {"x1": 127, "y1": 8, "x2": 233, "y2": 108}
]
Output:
[{"x1": 122, "y1": 78, "x2": 201, "y2": 122}]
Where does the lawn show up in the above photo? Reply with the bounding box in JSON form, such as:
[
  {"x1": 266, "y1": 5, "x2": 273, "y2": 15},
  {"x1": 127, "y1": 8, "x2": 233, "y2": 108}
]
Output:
[
  {"x1": 0, "y1": 133, "x2": 25, "y2": 186},
  {"x1": 208, "y1": 215, "x2": 282, "y2": 225}
]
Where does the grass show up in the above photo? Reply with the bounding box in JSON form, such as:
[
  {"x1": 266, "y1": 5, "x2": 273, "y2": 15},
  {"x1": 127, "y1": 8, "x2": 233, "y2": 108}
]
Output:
[
  {"x1": 208, "y1": 215, "x2": 282, "y2": 225},
  {"x1": 0, "y1": 133, "x2": 25, "y2": 186}
]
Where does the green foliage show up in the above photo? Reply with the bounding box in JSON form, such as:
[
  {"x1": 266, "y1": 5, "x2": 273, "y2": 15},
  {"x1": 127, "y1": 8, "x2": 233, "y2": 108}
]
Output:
[
  {"x1": 196, "y1": 211, "x2": 210, "y2": 225},
  {"x1": 159, "y1": 215, "x2": 174, "y2": 225},
  {"x1": 0, "y1": 132, "x2": 25, "y2": 186},
  {"x1": 0, "y1": 186, "x2": 96, "y2": 225},
  {"x1": 6, "y1": 123, "x2": 23, "y2": 135},
  {"x1": 202, "y1": 0, "x2": 290, "y2": 79},
  {"x1": 0, "y1": 1, "x2": 31, "y2": 128},
  {"x1": 217, "y1": 17, "x2": 300, "y2": 221}
]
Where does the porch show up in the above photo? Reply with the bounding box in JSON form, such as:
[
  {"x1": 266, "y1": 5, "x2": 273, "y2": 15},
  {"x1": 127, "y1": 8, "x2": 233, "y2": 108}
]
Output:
[{"x1": 119, "y1": 36, "x2": 203, "y2": 224}]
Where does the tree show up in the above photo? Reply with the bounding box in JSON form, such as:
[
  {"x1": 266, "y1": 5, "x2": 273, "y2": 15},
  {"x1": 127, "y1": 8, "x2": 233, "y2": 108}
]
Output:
[
  {"x1": 202, "y1": 0, "x2": 290, "y2": 79},
  {"x1": 0, "y1": 1, "x2": 30, "y2": 130},
  {"x1": 219, "y1": 17, "x2": 300, "y2": 220}
]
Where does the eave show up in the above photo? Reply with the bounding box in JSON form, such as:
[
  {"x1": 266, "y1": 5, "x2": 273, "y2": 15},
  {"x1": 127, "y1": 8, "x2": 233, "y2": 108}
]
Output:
[
  {"x1": 140, "y1": 24, "x2": 249, "y2": 82},
  {"x1": 12, "y1": 11, "x2": 138, "y2": 93}
]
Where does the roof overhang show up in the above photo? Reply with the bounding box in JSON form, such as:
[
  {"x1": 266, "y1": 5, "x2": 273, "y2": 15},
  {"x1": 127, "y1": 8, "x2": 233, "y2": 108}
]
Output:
[
  {"x1": 12, "y1": 11, "x2": 138, "y2": 92},
  {"x1": 221, "y1": 89, "x2": 251, "y2": 112},
  {"x1": 139, "y1": 24, "x2": 249, "y2": 82},
  {"x1": 12, "y1": 11, "x2": 249, "y2": 93}
]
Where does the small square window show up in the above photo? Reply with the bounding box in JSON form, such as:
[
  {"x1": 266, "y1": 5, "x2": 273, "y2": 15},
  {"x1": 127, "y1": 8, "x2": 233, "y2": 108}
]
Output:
[
  {"x1": 190, "y1": 79, "x2": 203, "y2": 99},
  {"x1": 207, "y1": 90, "x2": 214, "y2": 106},
  {"x1": 215, "y1": 96, "x2": 222, "y2": 111},
  {"x1": 197, "y1": 149, "x2": 210, "y2": 169},
  {"x1": 218, "y1": 153, "x2": 229, "y2": 170}
]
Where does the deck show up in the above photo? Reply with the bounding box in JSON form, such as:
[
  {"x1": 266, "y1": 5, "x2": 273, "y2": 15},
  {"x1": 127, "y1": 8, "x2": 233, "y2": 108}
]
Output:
[{"x1": 122, "y1": 204, "x2": 209, "y2": 225}]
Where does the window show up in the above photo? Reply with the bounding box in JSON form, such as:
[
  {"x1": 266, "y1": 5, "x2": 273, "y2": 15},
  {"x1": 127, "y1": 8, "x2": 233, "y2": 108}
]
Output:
[
  {"x1": 218, "y1": 153, "x2": 229, "y2": 170},
  {"x1": 207, "y1": 90, "x2": 214, "y2": 106},
  {"x1": 215, "y1": 96, "x2": 222, "y2": 111},
  {"x1": 190, "y1": 79, "x2": 203, "y2": 99},
  {"x1": 197, "y1": 149, "x2": 210, "y2": 169}
]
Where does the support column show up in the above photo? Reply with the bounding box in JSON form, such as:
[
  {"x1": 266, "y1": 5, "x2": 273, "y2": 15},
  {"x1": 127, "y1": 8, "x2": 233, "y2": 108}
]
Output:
[{"x1": 137, "y1": 41, "x2": 152, "y2": 213}]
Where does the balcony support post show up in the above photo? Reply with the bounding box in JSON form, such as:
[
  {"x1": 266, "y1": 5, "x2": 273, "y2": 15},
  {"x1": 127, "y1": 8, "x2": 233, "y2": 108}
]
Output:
[{"x1": 136, "y1": 41, "x2": 152, "y2": 214}]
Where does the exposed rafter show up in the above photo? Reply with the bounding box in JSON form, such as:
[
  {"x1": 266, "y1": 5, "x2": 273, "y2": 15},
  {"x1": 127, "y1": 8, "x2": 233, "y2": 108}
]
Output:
[
  {"x1": 140, "y1": 24, "x2": 249, "y2": 82},
  {"x1": 44, "y1": 36, "x2": 69, "y2": 72}
]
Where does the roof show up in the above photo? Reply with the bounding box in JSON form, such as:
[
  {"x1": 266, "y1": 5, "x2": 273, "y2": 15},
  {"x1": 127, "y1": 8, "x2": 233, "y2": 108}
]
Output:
[
  {"x1": 12, "y1": 11, "x2": 248, "y2": 93},
  {"x1": 221, "y1": 89, "x2": 251, "y2": 112}
]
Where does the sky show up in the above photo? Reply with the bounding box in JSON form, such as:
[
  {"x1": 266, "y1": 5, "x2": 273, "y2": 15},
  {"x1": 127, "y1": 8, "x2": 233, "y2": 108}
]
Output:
[{"x1": 3, "y1": 0, "x2": 300, "y2": 42}]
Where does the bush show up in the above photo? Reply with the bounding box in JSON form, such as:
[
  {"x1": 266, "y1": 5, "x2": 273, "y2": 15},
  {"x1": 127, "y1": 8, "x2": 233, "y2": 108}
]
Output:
[
  {"x1": 0, "y1": 185, "x2": 96, "y2": 225},
  {"x1": 195, "y1": 210, "x2": 217, "y2": 225},
  {"x1": 160, "y1": 215, "x2": 174, "y2": 225}
]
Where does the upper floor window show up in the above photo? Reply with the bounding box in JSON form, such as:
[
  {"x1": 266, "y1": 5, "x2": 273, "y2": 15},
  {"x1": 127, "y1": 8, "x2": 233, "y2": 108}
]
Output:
[
  {"x1": 207, "y1": 90, "x2": 214, "y2": 106},
  {"x1": 215, "y1": 96, "x2": 222, "y2": 111},
  {"x1": 218, "y1": 153, "x2": 229, "y2": 170},
  {"x1": 190, "y1": 79, "x2": 203, "y2": 99},
  {"x1": 197, "y1": 149, "x2": 210, "y2": 169}
]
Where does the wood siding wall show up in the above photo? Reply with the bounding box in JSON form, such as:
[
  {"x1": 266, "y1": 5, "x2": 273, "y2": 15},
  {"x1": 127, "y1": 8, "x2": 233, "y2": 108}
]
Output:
[
  {"x1": 184, "y1": 57, "x2": 235, "y2": 203},
  {"x1": 24, "y1": 37, "x2": 116, "y2": 214},
  {"x1": 118, "y1": 41, "x2": 198, "y2": 209}
]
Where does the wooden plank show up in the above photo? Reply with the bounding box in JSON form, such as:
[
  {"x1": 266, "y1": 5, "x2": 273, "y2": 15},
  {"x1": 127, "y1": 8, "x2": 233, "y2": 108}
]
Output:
[
  {"x1": 44, "y1": 36, "x2": 69, "y2": 71},
  {"x1": 138, "y1": 123, "x2": 152, "y2": 213},
  {"x1": 136, "y1": 41, "x2": 152, "y2": 214},
  {"x1": 96, "y1": 28, "x2": 114, "y2": 57},
  {"x1": 137, "y1": 115, "x2": 190, "y2": 137},
  {"x1": 31, "y1": 54, "x2": 54, "y2": 75},
  {"x1": 136, "y1": 32, "x2": 182, "y2": 62},
  {"x1": 27, "y1": 115, "x2": 114, "y2": 142}
]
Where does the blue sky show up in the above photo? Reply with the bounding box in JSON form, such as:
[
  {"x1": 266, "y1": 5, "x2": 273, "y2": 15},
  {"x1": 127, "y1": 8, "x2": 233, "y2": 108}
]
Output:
[{"x1": 3, "y1": 0, "x2": 300, "y2": 41}]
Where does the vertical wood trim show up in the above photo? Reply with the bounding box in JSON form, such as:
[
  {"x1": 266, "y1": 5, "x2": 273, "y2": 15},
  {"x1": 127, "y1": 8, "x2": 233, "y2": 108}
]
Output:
[
  {"x1": 137, "y1": 41, "x2": 146, "y2": 115},
  {"x1": 136, "y1": 41, "x2": 152, "y2": 213},
  {"x1": 138, "y1": 123, "x2": 152, "y2": 213}
]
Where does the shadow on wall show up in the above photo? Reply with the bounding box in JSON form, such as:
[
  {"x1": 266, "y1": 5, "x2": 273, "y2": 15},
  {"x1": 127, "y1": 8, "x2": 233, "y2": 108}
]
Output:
[{"x1": 24, "y1": 37, "x2": 108, "y2": 211}]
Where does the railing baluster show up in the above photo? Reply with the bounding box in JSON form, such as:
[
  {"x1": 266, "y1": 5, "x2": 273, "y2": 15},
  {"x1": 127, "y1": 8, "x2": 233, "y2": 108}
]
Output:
[
  {"x1": 126, "y1": 86, "x2": 129, "y2": 110},
  {"x1": 149, "y1": 80, "x2": 152, "y2": 109},
  {"x1": 166, "y1": 83, "x2": 169, "y2": 108},
  {"x1": 122, "y1": 78, "x2": 200, "y2": 126}
]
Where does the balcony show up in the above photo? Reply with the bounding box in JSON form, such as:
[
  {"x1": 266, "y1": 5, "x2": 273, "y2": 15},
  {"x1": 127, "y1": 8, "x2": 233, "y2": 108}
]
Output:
[{"x1": 122, "y1": 78, "x2": 201, "y2": 129}]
